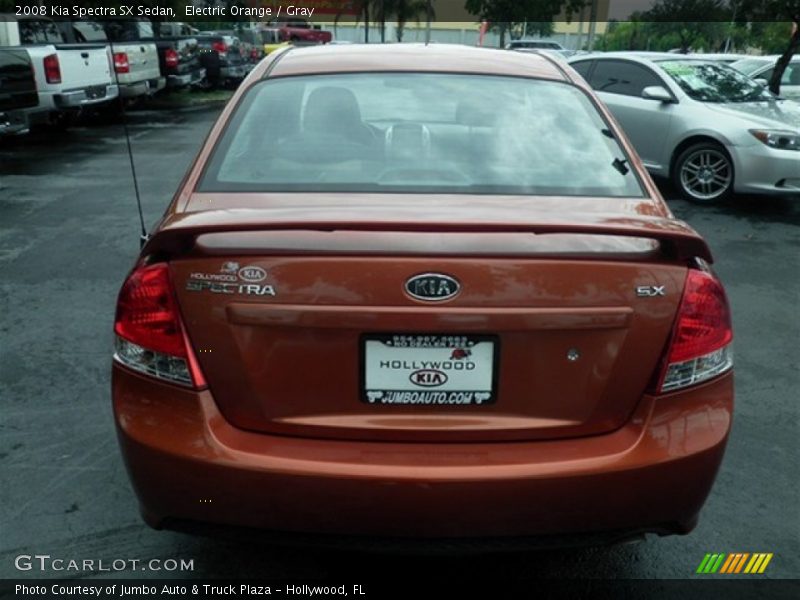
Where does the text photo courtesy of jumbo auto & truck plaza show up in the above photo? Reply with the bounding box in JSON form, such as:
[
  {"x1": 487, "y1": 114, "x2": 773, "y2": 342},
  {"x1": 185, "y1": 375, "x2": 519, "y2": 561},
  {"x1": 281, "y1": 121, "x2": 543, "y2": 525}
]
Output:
[{"x1": 1, "y1": 0, "x2": 800, "y2": 598}]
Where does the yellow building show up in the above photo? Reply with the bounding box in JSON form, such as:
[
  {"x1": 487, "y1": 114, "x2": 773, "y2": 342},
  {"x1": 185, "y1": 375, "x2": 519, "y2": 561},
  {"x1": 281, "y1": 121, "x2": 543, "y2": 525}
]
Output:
[{"x1": 326, "y1": 0, "x2": 610, "y2": 49}]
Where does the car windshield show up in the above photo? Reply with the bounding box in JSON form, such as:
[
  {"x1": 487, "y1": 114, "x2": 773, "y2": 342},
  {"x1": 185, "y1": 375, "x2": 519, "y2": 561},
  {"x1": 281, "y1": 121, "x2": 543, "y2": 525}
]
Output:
[
  {"x1": 660, "y1": 60, "x2": 772, "y2": 102},
  {"x1": 513, "y1": 41, "x2": 560, "y2": 49},
  {"x1": 200, "y1": 73, "x2": 643, "y2": 197},
  {"x1": 730, "y1": 58, "x2": 769, "y2": 77}
]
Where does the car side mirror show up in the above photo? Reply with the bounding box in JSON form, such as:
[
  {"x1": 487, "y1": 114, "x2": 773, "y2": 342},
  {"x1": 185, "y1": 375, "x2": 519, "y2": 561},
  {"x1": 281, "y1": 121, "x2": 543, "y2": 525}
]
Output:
[
  {"x1": 755, "y1": 78, "x2": 769, "y2": 87},
  {"x1": 642, "y1": 86, "x2": 675, "y2": 103}
]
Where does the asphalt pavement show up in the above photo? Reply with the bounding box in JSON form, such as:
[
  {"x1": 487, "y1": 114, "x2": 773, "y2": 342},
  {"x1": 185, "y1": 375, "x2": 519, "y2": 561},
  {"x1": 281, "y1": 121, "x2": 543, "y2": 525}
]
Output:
[{"x1": 1, "y1": 106, "x2": 798, "y2": 582}]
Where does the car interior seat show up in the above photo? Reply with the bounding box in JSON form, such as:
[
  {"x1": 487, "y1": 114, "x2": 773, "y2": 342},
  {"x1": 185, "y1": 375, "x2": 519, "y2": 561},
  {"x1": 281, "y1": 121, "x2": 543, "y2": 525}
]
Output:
[{"x1": 303, "y1": 87, "x2": 376, "y2": 146}]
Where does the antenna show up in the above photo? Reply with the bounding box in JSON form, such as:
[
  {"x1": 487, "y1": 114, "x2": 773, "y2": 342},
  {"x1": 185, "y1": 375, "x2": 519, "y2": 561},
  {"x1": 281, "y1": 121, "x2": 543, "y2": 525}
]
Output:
[{"x1": 108, "y1": 36, "x2": 149, "y2": 248}]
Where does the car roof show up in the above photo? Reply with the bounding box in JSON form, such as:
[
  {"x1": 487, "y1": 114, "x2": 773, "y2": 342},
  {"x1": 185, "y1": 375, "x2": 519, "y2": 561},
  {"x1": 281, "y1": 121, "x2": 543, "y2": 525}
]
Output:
[
  {"x1": 753, "y1": 54, "x2": 800, "y2": 62},
  {"x1": 688, "y1": 52, "x2": 746, "y2": 58},
  {"x1": 570, "y1": 51, "x2": 733, "y2": 66},
  {"x1": 267, "y1": 43, "x2": 570, "y2": 81},
  {"x1": 510, "y1": 39, "x2": 562, "y2": 46}
]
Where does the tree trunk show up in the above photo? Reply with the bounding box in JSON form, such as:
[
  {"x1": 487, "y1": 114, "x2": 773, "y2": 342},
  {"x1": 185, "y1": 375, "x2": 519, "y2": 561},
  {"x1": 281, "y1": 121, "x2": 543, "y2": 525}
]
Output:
[
  {"x1": 364, "y1": 4, "x2": 370, "y2": 43},
  {"x1": 769, "y1": 22, "x2": 800, "y2": 96},
  {"x1": 379, "y1": 0, "x2": 385, "y2": 43},
  {"x1": 680, "y1": 32, "x2": 691, "y2": 54},
  {"x1": 499, "y1": 24, "x2": 507, "y2": 48}
]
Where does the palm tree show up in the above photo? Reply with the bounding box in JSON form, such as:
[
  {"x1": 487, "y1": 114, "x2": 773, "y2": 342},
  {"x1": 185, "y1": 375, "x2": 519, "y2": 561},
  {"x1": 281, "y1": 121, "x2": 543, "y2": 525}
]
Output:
[
  {"x1": 335, "y1": 0, "x2": 433, "y2": 44},
  {"x1": 392, "y1": 0, "x2": 433, "y2": 43},
  {"x1": 374, "y1": 0, "x2": 389, "y2": 43},
  {"x1": 335, "y1": 1, "x2": 371, "y2": 43}
]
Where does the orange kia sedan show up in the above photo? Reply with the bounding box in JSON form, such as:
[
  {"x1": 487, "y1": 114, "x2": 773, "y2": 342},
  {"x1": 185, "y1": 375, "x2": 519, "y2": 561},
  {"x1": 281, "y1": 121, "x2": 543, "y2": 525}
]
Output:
[{"x1": 112, "y1": 45, "x2": 734, "y2": 545}]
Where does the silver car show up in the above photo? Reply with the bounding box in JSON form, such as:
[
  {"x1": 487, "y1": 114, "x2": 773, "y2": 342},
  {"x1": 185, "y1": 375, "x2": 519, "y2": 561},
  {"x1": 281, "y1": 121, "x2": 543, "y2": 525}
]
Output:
[
  {"x1": 508, "y1": 39, "x2": 574, "y2": 59},
  {"x1": 569, "y1": 52, "x2": 800, "y2": 203},
  {"x1": 730, "y1": 55, "x2": 800, "y2": 101},
  {"x1": 687, "y1": 53, "x2": 749, "y2": 65}
]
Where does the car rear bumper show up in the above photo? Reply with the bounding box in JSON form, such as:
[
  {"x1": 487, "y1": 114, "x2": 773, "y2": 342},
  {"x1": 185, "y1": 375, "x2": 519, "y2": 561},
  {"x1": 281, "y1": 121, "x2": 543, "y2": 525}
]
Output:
[
  {"x1": 120, "y1": 78, "x2": 166, "y2": 98},
  {"x1": 220, "y1": 64, "x2": 247, "y2": 79},
  {"x1": 0, "y1": 110, "x2": 29, "y2": 136},
  {"x1": 732, "y1": 143, "x2": 800, "y2": 196},
  {"x1": 53, "y1": 84, "x2": 119, "y2": 108},
  {"x1": 167, "y1": 68, "x2": 206, "y2": 88},
  {"x1": 113, "y1": 365, "x2": 733, "y2": 539}
]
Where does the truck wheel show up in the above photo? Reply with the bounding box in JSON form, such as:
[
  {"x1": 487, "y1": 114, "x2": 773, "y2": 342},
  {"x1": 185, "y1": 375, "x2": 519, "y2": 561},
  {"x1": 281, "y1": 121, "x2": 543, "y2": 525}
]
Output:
[{"x1": 48, "y1": 111, "x2": 76, "y2": 131}]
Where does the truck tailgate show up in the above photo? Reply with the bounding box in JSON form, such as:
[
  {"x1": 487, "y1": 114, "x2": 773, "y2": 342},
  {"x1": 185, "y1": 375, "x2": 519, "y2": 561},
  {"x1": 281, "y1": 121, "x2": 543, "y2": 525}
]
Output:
[
  {"x1": 0, "y1": 48, "x2": 38, "y2": 111},
  {"x1": 110, "y1": 41, "x2": 161, "y2": 84},
  {"x1": 54, "y1": 44, "x2": 111, "y2": 88}
]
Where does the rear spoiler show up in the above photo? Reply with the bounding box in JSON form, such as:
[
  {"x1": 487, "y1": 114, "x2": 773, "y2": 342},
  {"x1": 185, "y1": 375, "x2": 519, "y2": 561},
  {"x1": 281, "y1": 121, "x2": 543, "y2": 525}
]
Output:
[{"x1": 142, "y1": 210, "x2": 713, "y2": 263}]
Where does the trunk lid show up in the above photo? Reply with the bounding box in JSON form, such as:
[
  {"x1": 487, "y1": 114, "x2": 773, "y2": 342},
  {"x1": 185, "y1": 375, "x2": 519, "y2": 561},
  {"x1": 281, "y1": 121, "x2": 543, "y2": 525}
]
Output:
[{"x1": 159, "y1": 201, "x2": 702, "y2": 443}]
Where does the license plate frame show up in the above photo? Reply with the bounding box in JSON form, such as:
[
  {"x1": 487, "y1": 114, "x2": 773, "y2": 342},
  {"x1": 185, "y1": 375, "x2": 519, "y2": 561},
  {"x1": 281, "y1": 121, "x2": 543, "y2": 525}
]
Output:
[{"x1": 360, "y1": 333, "x2": 500, "y2": 406}]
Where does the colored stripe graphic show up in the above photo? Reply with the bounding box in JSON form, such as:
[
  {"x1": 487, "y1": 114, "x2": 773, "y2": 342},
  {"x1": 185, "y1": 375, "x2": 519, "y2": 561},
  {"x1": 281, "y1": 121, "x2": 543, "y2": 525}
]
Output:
[
  {"x1": 699, "y1": 553, "x2": 774, "y2": 574},
  {"x1": 698, "y1": 554, "x2": 727, "y2": 573},
  {"x1": 719, "y1": 554, "x2": 735, "y2": 573},
  {"x1": 696, "y1": 554, "x2": 713, "y2": 573},
  {"x1": 735, "y1": 553, "x2": 750, "y2": 573},
  {"x1": 711, "y1": 554, "x2": 726, "y2": 573},
  {"x1": 758, "y1": 553, "x2": 773, "y2": 573},
  {"x1": 722, "y1": 553, "x2": 749, "y2": 574},
  {"x1": 744, "y1": 554, "x2": 760, "y2": 573}
]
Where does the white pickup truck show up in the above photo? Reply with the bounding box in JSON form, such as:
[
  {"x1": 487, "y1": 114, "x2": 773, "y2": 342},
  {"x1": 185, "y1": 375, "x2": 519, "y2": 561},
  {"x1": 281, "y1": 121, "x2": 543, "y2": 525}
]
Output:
[
  {"x1": 68, "y1": 19, "x2": 165, "y2": 101},
  {"x1": 0, "y1": 15, "x2": 117, "y2": 125}
]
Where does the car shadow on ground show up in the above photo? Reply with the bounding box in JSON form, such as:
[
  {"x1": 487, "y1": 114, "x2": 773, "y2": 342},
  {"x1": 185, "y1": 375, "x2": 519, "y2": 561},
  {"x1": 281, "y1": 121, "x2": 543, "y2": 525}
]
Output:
[{"x1": 164, "y1": 527, "x2": 649, "y2": 580}]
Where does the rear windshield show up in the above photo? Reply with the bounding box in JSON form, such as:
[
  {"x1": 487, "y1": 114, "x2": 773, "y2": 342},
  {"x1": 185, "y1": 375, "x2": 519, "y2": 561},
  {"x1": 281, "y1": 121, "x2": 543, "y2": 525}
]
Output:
[
  {"x1": 72, "y1": 21, "x2": 108, "y2": 43},
  {"x1": 103, "y1": 19, "x2": 153, "y2": 42},
  {"x1": 18, "y1": 19, "x2": 65, "y2": 44},
  {"x1": 199, "y1": 73, "x2": 644, "y2": 197}
]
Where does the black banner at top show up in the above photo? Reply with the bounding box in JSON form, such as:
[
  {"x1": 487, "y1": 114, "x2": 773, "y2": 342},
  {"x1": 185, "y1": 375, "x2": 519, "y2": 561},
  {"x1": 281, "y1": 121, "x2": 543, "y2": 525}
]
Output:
[{"x1": 2, "y1": 1, "x2": 798, "y2": 23}]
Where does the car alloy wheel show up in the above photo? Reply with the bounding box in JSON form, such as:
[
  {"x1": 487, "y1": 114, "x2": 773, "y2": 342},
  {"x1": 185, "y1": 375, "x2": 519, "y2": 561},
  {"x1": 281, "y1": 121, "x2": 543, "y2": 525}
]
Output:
[{"x1": 675, "y1": 144, "x2": 733, "y2": 203}]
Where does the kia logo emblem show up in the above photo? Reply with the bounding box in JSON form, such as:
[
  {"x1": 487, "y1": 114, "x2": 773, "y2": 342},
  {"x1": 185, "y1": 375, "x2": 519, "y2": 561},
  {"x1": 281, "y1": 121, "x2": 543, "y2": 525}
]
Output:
[
  {"x1": 238, "y1": 266, "x2": 267, "y2": 282},
  {"x1": 405, "y1": 273, "x2": 460, "y2": 302},
  {"x1": 410, "y1": 369, "x2": 448, "y2": 387}
]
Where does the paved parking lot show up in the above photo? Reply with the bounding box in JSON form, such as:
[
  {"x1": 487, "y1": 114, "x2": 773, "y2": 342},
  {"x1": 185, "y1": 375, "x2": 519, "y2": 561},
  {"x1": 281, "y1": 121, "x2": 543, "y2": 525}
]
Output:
[{"x1": 1, "y1": 106, "x2": 798, "y2": 581}]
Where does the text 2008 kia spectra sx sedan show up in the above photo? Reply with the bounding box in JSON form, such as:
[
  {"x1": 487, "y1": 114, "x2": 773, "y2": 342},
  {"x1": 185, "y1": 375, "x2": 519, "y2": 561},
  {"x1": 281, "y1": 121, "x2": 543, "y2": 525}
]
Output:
[{"x1": 112, "y1": 44, "x2": 733, "y2": 544}]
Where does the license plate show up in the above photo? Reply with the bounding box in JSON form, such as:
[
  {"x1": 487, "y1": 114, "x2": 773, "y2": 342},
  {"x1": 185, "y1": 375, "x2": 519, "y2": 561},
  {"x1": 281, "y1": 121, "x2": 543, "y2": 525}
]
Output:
[
  {"x1": 85, "y1": 85, "x2": 104, "y2": 99},
  {"x1": 362, "y1": 334, "x2": 498, "y2": 406}
]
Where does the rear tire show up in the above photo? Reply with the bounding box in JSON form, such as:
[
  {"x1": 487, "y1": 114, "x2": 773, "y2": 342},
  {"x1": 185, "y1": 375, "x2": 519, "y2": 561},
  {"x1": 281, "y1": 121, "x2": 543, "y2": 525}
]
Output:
[
  {"x1": 47, "y1": 110, "x2": 78, "y2": 131},
  {"x1": 672, "y1": 142, "x2": 734, "y2": 204}
]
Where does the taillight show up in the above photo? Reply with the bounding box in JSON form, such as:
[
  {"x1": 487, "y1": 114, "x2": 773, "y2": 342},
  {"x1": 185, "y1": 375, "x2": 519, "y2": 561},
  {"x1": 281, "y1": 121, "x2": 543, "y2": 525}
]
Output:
[
  {"x1": 43, "y1": 54, "x2": 61, "y2": 84},
  {"x1": 250, "y1": 48, "x2": 258, "y2": 60},
  {"x1": 114, "y1": 263, "x2": 206, "y2": 388},
  {"x1": 212, "y1": 40, "x2": 227, "y2": 54},
  {"x1": 113, "y1": 52, "x2": 130, "y2": 74},
  {"x1": 165, "y1": 48, "x2": 179, "y2": 68},
  {"x1": 654, "y1": 267, "x2": 733, "y2": 393}
]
